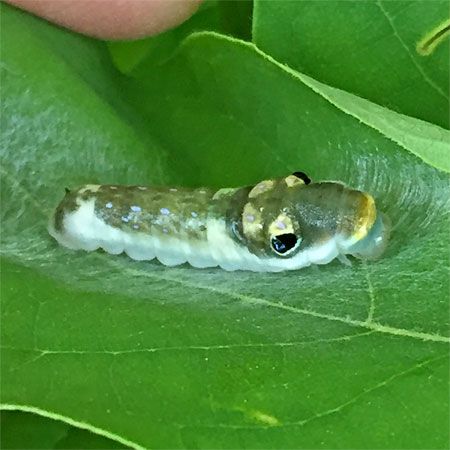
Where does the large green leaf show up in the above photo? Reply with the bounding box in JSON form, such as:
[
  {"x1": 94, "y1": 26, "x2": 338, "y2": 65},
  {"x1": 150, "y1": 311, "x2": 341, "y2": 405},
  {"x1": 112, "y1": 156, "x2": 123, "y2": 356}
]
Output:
[
  {"x1": 1, "y1": 4, "x2": 449, "y2": 450},
  {"x1": 253, "y1": 0, "x2": 450, "y2": 129}
]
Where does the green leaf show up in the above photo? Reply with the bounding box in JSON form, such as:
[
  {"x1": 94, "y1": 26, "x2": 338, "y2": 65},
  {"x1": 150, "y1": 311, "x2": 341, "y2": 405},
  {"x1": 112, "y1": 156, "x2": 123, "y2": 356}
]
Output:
[
  {"x1": 1, "y1": 4, "x2": 449, "y2": 450},
  {"x1": 126, "y1": 30, "x2": 450, "y2": 175},
  {"x1": 1, "y1": 411, "x2": 68, "y2": 449},
  {"x1": 1, "y1": 411, "x2": 126, "y2": 449},
  {"x1": 283, "y1": 70, "x2": 450, "y2": 173},
  {"x1": 253, "y1": 0, "x2": 450, "y2": 129}
]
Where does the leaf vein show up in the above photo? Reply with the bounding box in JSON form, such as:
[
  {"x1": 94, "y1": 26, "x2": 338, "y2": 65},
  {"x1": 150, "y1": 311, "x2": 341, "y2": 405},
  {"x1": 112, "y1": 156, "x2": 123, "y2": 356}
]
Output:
[
  {"x1": 0, "y1": 331, "x2": 375, "y2": 356},
  {"x1": 363, "y1": 262, "x2": 376, "y2": 324},
  {"x1": 111, "y1": 264, "x2": 450, "y2": 343},
  {"x1": 285, "y1": 354, "x2": 448, "y2": 427},
  {"x1": 174, "y1": 353, "x2": 448, "y2": 429}
]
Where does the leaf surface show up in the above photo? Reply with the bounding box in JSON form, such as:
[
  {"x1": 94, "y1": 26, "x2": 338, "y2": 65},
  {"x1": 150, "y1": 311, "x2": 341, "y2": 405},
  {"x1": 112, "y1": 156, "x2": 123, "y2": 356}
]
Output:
[
  {"x1": 253, "y1": 0, "x2": 450, "y2": 128},
  {"x1": 1, "y1": 410, "x2": 125, "y2": 449},
  {"x1": 1, "y1": 5, "x2": 449, "y2": 450}
]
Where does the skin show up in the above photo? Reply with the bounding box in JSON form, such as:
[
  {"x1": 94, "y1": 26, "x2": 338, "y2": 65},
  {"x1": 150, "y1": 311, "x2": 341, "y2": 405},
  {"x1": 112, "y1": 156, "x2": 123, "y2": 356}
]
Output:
[
  {"x1": 6, "y1": 0, "x2": 203, "y2": 40},
  {"x1": 65, "y1": 184, "x2": 215, "y2": 241}
]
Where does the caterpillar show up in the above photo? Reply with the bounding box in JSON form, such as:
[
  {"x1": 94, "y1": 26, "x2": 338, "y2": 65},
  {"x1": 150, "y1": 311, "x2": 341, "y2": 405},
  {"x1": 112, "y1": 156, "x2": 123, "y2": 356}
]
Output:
[{"x1": 48, "y1": 172, "x2": 390, "y2": 272}]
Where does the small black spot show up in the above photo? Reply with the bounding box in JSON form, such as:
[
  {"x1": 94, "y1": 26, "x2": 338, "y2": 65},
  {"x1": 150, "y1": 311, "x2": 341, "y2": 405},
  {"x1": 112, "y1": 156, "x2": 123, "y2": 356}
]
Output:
[
  {"x1": 271, "y1": 233, "x2": 298, "y2": 255},
  {"x1": 292, "y1": 171, "x2": 311, "y2": 185},
  {"x1": 64, "y1": 187, "x2": 71, "y2": 194}
]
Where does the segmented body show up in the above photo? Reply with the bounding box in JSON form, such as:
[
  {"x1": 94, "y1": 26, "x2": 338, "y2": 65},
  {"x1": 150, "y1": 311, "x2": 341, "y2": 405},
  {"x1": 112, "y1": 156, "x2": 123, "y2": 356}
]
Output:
[{"x1": 49, "y1": 175, "x2": 390, "y2": 272}]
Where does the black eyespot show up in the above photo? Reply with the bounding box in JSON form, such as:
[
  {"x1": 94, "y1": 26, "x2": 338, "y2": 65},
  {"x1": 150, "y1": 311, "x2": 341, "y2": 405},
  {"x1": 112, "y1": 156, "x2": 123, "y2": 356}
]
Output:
[
  {"x1": 271, "y1": 233, "x2": 299, "y2": 255},
  {"x1": 292, "y1": 171, "x2": 311, "y2": 185}
]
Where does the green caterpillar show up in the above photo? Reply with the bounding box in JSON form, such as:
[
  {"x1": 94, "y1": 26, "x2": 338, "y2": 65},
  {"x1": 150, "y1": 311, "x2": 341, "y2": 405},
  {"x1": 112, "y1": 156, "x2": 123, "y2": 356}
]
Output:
[{"x1": 48, "y1": 172, "x2": 390, "y2": 272}]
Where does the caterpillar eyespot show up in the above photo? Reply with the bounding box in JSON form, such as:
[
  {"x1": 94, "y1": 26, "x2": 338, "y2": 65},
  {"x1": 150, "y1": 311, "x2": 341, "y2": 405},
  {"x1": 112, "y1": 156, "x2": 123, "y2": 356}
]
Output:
[{"x1": 48, "y1": 173, "x2": 390, "y2": 272}]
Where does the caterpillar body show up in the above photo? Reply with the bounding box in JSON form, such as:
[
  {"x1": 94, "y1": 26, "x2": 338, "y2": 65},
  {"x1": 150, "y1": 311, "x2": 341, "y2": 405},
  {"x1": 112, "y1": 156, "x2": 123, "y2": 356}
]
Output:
[{"x1": 48, "y1": 173, "x2": 390, "y2": 272}]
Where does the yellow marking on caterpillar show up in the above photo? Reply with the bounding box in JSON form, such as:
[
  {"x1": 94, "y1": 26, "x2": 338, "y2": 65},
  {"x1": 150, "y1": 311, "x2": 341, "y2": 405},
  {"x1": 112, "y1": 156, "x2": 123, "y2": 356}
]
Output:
[
  {"x1": 268, "y1": 213, "x2": 295, "y2": 237},
  {"x1": 285, "y1": 174, "x2": 305, "y2": 187},
  {"x1": 248, "y1": 179, "x2": 274, "y2": 198},
  {"x1": 78, "y1": 184, "x2": 101, "y2": 194},
  {"x1": 242, "y1": 202, "x2": 263, "y2": 238},
  {"x1": 352, "y1": 193, "x2": 377, "y2": 241}
]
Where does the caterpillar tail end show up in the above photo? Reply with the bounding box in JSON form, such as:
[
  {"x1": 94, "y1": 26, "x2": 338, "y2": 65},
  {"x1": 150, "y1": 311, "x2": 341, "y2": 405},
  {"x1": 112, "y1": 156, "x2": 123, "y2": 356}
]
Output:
[{"x1": 48, "y1": 187, "x2": 99, "y2": 251}]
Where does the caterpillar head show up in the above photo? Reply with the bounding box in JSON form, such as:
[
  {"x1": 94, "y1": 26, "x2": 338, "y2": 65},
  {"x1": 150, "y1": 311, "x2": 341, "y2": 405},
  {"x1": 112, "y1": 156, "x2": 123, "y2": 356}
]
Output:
[{"x1": 233, "y1": 173, "x2": 390, "y2": 267}]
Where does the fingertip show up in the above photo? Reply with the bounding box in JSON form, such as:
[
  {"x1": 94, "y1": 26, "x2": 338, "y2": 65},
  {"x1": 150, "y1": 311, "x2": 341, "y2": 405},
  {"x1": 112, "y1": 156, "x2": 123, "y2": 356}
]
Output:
[{"x1": 7, "y1": 0, "x2": 203, "y2": 40}]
